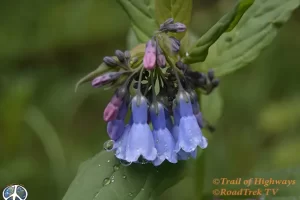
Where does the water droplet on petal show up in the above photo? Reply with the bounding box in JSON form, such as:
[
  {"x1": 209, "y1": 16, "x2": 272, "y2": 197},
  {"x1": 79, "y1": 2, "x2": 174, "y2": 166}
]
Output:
[
  {"x1": 113, "y1": 164, "x2": 120, "y2": 172},
  {"x1": 103, "y1": 140, "x2": 115, "y2": 151},
  {"x1": 120, "y1": 159, "x2": 132, "y2": 166},
  {"x1": 103, "y1": 178, "x2": 111, "y2": 186}
]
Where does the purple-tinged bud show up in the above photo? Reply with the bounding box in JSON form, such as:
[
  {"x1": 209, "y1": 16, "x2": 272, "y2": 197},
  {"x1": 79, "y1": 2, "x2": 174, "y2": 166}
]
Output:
[
  {"x1": 103, "y1": 56, "x2": 118, "y2": 67},
  {"x1": 103, "y1": 103, "x2": 118, "y2": 122},
  {"x1": 169, "y1": 36, "x2": 180, "y2": 53},
  {"x1": 173, "y1": 22, "x2": 186, "y2": 32},
  {"x1": 92, "y1": 72, "x2": 123, "y2": 88},
  {"x1": 124, "y1": 51, "x2": 131, "y2": 60},
  {"x1": 164, "y1": 22, "x2": 186, "y2": 33},
  {"x1": 115, "y1": 50, "x2": 125, "y2": 62},
  {"x1": 103, "y1": 95, "x2": 123, "y2": 122},
  {"x1": 143, "y1": 39, "x2": 157, "y2": 70},
  {"x1": 156, "y1": 45, "x2": 166, "y2": 68},
  {"x1": 157, "y1": 54, "x2": 166, "y2": 68}
]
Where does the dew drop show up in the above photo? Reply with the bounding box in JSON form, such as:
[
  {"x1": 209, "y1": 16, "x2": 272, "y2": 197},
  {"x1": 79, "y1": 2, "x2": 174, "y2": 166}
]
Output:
[
  {"x1": 120, "y1": 159, "x2": 132, "y2": 166},
  {"x1": 103, "y1": 140, "x2": 115, "y2": 151},
  {"x1": 111, "y1": 175, "x2": 115, "y2": 180},
  {"x1": 122, "y1": 175, "x2": 127, "y2": 179},
  {"x1": 103, "y1": 178, "x2": 111, "y2": 186},
  {"x1": 113, "y1": 164, "x2": 120, "y2": 172},
  {"x1": 141, "y1": 188, "x2": 144, "y2": 191},
  {"x1": 138, "y1": 157, "x2": 149, "y2": 165},
  {"x1": 129, "y1": 192, "x2": 133, "y2": 197},
  {"x1": 98, "y1": 164, "x2": 101, "y2": 167},
  {"x1": 107, "y1": 160, "x2": 111, "y2": 163}
]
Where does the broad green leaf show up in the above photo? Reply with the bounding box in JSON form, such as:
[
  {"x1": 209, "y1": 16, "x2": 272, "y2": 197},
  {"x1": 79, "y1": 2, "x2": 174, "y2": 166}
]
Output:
[
  {"x1": 196, "y1": 0, "x2": 300, "y2": 76},
  {"x1": 155, "y1": 0, "x2": 192, "y2": 40},
  {"x1": 200, "y1": 88, "x2": 224, "y2": 125},
  {"x1": 63, "y1": 151, "x2": 187, "y2": 200},
  {"x1": 182, "y1": 0, "x2": 254, "y2": 64},
  {"x1": 117, "y1": 0, "x2": 157, "y2": 42}
]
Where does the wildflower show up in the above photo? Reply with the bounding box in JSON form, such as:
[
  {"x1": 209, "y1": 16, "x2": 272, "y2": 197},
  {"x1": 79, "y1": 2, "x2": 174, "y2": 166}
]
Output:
[
  {"x1": 113, "y1": 116, "x2": 133, "y2": 160},
  {"x1": 125, "y1": 95, "x2": 157, "y2": 162},
  {"x1": 150, "y1": 102, "x2": 177, "y2": 166},
  {"x1": 78, "y1": 18, "x2": 220, "y2": 166},
  {"x1": 174, "y1": 91, "x2": 208, "y2": 153}
]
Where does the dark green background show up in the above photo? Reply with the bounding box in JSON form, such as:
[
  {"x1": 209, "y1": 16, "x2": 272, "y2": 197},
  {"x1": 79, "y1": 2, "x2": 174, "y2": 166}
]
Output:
[{"x1": 0, "y1": 0, "x2": 300, "y2": 199}]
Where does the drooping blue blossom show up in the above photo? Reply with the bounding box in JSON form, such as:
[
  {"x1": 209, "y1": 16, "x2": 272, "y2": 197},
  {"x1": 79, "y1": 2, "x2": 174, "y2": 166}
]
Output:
[
  {"x1": 174, "y1": 91, "x2": 208, "y2": 153},
  {"x1": 125, "y1": 95, "x2": 157, "y2": 162},
  {"x1": 172, "y1": 104, "x2": 198, "y2": 160},
  {"x1": 79, "y1": 18, "x2": 220, "y2": 166},
  {"x1": 150, "y1": 102, "x2": 177, "y2": 166}
]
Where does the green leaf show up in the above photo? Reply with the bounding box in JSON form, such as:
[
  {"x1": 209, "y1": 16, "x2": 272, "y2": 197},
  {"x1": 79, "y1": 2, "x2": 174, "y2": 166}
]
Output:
[
  {"x1": 117, "y1": 0, "x2": 157, "y2": 42},
  {"x1": 155, "y1": 0, "x2": 192, "y2": 40},
  {"x1": 226, "y1": 0, "x2": 254, "y2": 32},
  {"x1": 195, "y1": 0, "x2": 300, "y2": 76},
  {"x1": 63, "y1": 151, "x2": 187, "y2": 200},
  {"x1": 200, "y1": 88, "x2": 224, "y2": 125},
  {"x1": 182, "y1": 0, "x2": 254, "y2": 64}
]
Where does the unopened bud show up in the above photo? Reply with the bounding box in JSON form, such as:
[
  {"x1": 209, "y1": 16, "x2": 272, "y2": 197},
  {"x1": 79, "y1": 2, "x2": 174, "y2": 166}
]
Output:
[
  {"x1": 143, "y1": 39, "x2": 157, "y2": 70},
  {"x1": 124, "y1": 50, "x2": 131, "y2": 60},
  {"x1": 103, "y1": 56, "x2": 118, "y2": 67},
  {"x1": 115, "y1": 50, "x2": 125, "y2": 62},
  {"x1": 169, "y1": 36, "x2": 180, "y2": 53},
  {"x1": 164, "y1": 22, "x2": 186, "y2": 33},
  {"x1": 156, "y1": 45, "x2": 166, "y2": 67},
  {"x1": 92, "y1": 72, "x2": 123, "y2": 88},
  {"x1": 103, "y1": 102, "x2": 119, "y2": 122}
]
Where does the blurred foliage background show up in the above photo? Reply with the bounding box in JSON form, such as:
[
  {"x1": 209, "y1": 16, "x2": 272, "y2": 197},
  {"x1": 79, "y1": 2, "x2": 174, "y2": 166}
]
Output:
[{"x1": 0, "y1": 0, "x2": 300, "y2": 199}]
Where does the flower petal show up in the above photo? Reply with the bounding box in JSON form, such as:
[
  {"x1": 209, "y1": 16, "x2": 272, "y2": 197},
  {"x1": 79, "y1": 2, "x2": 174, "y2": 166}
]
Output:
[
  {"x1": 125, "y1": 123, "x2": 157, "y2": 162},
  {"x1": 153, "y1": 129, "x2": 177, "y2": 166}
]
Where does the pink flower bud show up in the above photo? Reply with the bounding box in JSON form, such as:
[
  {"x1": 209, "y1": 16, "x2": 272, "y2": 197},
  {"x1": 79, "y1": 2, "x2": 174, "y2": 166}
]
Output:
[
  {"x1": 143, "y1": 39, "x2": 156, "y2": 70},
  {"x1": 110, "y1": 95, "x2": 123, "y2": 107},
  {"x1": 103, "y1": 102, "x2": 119, "y2": 122}
]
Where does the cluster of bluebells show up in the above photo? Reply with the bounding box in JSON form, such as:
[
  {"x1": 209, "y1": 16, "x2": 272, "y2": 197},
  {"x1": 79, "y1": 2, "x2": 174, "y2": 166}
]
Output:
[{"x1": 90, "y1": 18, "x2": 219, "y2": 166}]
